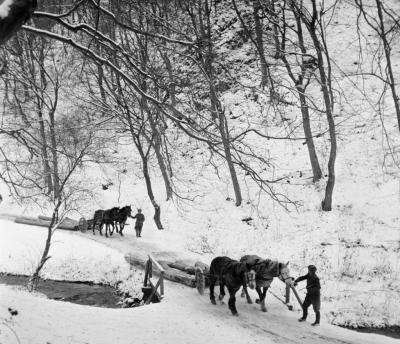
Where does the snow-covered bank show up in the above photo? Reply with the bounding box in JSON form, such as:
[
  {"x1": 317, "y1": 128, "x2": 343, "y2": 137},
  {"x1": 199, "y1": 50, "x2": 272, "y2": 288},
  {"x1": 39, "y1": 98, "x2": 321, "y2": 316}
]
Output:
[
  {"x1": 1, "y1": 281, "x2": 398, "y2": 344},
  {"x1": 0, "y1": 219, "x2": 143, "y2": 297}
]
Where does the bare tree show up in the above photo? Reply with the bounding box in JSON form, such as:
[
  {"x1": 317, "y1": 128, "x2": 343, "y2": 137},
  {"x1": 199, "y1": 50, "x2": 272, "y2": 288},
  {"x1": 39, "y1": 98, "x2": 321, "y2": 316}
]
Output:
[
  {"x1": 185, "y1": 0, "x2": 243, "y2": 206},
  {"x1": 293, "y1": 0, "x2": 337, "y2": 210},
  {"x1": 268, "y1": 0, "x2": 323, "y2": 182},
  {"x1": 2, "y1": 32, "x2": 67, "y2": 199},
  {"x1": 354, "y1": 0, "x2": 400, "y2": 132},
  {"x1": 17, "y1": 0, "x2": 295, "y2": 209}
]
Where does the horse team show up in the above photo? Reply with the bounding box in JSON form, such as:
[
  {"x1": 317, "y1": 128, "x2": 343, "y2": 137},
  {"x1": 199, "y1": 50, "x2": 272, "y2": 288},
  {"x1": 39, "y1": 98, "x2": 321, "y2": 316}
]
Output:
[
  {"x1": 90, "y1": 205, "x2": 132, "y2": 237},
  {"x1": 207, "y1": 255, "x2": 292, "y2": 316}
]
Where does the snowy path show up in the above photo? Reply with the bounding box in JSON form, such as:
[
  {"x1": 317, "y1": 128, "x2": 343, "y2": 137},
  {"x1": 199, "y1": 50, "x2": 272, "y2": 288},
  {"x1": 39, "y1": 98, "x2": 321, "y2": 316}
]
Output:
[
  {"x1": 0, "y1": 219, "x2": 397, "y2": 344},
  {"x1": 1, "y1": 280, "x2": 396, "y2": 344},
  {"x1": 73, "y1": 226, "x2": 397, "y2": 344}
]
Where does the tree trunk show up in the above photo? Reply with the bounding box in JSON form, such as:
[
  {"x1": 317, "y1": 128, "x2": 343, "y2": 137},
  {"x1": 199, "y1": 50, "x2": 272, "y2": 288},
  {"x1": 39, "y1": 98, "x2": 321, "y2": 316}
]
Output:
[
  {"x1": 298, "y1": 89, "x2": 322, "y2": 182},
  {"x1": 126, "y1": 108, "x2": 164, "y2": 230},
  {"x1": 217, "y1": 108, "x2": 242, "y2": 206},
  {"x1": 37, "y1": 107, "x2": 53, "y2": 194},
  {"x1": 200, "y1": 1, "x2": 242, "y2": 206},
  {"x1": 28, "y1": 204, "x2": 60, "y2": 291},
  {"x1": 252, "y1": 0, "x2": 270, "y2": 87},
  {"x1": 148, "y1": 110, "x2": 173, "y2": 200},
  {"x1": 142, "y1": 157, "x2": 164, "y2": 230},
  {"x1": 48, "y1": 108, "x2": 60, "y2": 200},
  {"x1": 304, "y1": 4, "x2": 337, "y2": 211},
  {"x1": 375, "y1": 0, "x2": 400, "y2": 131}
]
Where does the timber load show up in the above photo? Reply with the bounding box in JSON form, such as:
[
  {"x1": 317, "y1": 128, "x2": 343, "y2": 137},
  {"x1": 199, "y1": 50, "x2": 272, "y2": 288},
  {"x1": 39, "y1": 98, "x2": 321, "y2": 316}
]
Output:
[
  {"x1": 126, "y1": 253, "x2": 207, "y2": 288},
  {"x1": 14, "y1": 215, "x2": 78, "y2": 230}
]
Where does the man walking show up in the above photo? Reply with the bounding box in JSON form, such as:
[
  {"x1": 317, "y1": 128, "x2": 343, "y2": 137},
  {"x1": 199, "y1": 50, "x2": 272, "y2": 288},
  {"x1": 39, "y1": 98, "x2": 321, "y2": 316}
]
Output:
[
  {"x1": 132, "y1": 209, "x2": 145, "y2": 237},
  {"x1": 294, "y1": 265, "x2": 321, "y2": 326}
]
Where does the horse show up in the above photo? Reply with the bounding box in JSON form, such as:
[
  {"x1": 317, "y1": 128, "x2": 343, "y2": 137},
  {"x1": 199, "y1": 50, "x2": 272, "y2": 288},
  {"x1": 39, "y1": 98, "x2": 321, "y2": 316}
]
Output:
[
  {"x1": 240, "y1": 255, "x2": 292, "y2": 312},
  {"x1": 101, "y1": 207, "x2": 120, "y2": 237},
  {"x1": 91, "y1": 209, "x2": 105, "y2": 235},
  {"x1": 209, "y1": 256, "x2": 256, "y2": 316},
  {"x1": 115, "y1": 205, "x2": 132, "y2": 236}
]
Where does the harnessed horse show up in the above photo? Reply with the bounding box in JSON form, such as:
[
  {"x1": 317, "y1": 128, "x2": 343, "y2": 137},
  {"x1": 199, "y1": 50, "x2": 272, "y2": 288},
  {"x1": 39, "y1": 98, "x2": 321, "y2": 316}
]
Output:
[
  {"x1": 240, "y1": 255, "x2": 292, "y2": 312},
  {"x1": 209, "y1": 256, "x2": 256, "y2": 316}
]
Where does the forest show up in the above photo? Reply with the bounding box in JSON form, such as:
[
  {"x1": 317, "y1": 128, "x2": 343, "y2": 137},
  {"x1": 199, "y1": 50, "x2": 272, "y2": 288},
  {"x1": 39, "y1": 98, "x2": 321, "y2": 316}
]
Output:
[{"x1": 0, "y1": 0, "x2": 399, "y2": 339}]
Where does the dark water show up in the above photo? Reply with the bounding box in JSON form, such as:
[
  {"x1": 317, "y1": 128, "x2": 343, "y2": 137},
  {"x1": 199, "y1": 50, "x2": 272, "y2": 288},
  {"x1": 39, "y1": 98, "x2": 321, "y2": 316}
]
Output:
[
  {"x1": 340, "y1": 325, "x2": 400, "y2": 339},
  {"x1": 0, "y1": 274, "x2": 121, "y2": 308}
]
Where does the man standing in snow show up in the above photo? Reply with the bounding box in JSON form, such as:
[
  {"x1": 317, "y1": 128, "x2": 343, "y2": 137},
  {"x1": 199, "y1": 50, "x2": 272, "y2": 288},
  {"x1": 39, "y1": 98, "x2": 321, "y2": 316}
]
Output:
[
  {"x1": 294, "y1": 265, "x2": 321, "y2": 326},
  {"x1": 132, "y1": 209, "x2": 145, "y2": 237}
]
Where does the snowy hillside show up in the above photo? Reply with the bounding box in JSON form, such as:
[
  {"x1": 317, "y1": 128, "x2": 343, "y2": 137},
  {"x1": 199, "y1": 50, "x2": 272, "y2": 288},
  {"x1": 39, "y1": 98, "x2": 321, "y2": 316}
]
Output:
[{"x1": 1, "y1": 0, "x2": 400, "y2": 341}]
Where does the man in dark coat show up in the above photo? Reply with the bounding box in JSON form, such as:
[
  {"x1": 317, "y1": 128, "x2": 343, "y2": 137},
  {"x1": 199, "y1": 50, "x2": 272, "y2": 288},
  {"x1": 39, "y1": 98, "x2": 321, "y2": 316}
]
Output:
[
  {"x1": 294, "y1": 265, "x2": 321, "y2": 326},
  {"x1": 132, "y1": 209, "x2": 145, "y2": 237}
]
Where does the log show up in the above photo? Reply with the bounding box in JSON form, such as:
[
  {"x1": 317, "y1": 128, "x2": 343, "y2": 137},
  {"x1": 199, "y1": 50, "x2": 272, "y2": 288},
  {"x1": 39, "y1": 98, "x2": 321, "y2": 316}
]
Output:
[
  {"x1": 158, "y1": 260, "x2": 196, "y2": 288},
  {"x1": 125, "y1": 253, "x2": 148, "y2": 269},
  {"x1": 163, "y1": 267, "x2": 195, "y2": 288},
  {"x1": 14, "y1": 216, "x2": 77, "y2": 230},
  {"x1": 168, "y1": 262, "x2": 195, "y2": 275},
  {"x1": 38, "y1": 215, "x2": 77, "y2": 224},
  {"x1": 124, "y1": 253, "x2": 195, "y2": 288}
]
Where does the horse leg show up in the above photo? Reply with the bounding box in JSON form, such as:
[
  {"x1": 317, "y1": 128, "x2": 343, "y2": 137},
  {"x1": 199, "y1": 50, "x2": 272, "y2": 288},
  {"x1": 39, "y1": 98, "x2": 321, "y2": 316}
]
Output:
[
  {"x1": 228, "y1": 287, "x2": 239, "y2": 316},
  {"x1": 259, "y1": 287, "x2": 268, "y2": 312},
  {"x1": 92, "y1": 221, "x2": 96, "y2": 235},
  {"x1": 105, "y1": 223, "x2": 109, "y2": 237},
  {"x1": 241, "y1": 284, "x2": 253, "y2": 304},
  {"x1": 119, "y1": 222, "x2": 124, "y2": 236},
  {"x1": 99, "y1": 222, "x2": 103, "y2": 236},
  {"x1": 255, "y1": 286, "x2": 263, "y2": 304},
  {"x1": 218, "y1": 281, "x2": 226, "y2": 303},
  {"x1": 209, "y1": 275, "x2": 217, "y2": 305},
  {"x1": 110, "y1": 223, "x2": 114, "y2": 236}
]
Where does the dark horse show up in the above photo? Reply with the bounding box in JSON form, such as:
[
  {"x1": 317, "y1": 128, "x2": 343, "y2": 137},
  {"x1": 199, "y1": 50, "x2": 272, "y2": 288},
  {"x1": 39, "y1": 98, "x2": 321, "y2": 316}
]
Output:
[
  {"x1": 102, "y1": 207, "x2": 120, "y2": 237},
  {"x1": 91, "y1": 207, "x2": 119, "y2": 237},
  {"x1": 92, "y1": 209, "x2": 104, "y2": 235},
  {"x1": 209, "y1": 256, "x2": 256, "y2": 316},
  {"x1": 115, "y1": 205, "x2": 132, "y2": 236},
  {"x1": 240, "y1": 255, "x2": 291, "y2": 312}
]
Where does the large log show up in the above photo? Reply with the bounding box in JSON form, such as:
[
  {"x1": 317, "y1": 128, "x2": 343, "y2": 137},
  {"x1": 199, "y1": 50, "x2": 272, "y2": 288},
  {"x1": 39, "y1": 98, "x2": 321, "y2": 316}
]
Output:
[
  {"x1": 158, "y1": 260, "x2": 196, "y2": 288},
  {"x1": 125, "y1": 253, "x2": 196, "y2": 288},
  {"x1": 14, "y1": 216, "x2": 77, "y2": 230},
  {"x1": 38, "y1": 215, "x2": 77, "y2": 224}
]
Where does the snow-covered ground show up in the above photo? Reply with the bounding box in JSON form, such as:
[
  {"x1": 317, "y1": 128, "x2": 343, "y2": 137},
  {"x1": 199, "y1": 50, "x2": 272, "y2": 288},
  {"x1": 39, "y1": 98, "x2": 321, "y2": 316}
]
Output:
[
  {"x1": 0, "y1": 219, "x2": 143, "y2": 297},
  {"x1": 0, "y1": 0, "x2": 399, "y2": 340},
  {"x1": 0, "y1": 220, "x2": 398, "y2": 344}
]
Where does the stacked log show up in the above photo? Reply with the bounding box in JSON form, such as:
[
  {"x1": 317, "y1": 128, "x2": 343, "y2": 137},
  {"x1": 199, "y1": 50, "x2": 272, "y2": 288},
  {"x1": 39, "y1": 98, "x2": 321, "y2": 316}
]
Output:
[
  {"x1": 14, "y1": 215, "x2": 78, "y2": 231},
  {"x1": 125, "y1": 253, "x2": 208, "y2": 289}
]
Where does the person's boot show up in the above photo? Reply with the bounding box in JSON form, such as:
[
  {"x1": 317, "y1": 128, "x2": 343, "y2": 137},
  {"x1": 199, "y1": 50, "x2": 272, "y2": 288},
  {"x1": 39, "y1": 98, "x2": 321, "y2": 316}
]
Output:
[
  {"x1": 311, "y1": 311, "x2": 320, "y2": 326},
  {"x1": 298, "y1": 307, "x2": 307, "y2": 322}
]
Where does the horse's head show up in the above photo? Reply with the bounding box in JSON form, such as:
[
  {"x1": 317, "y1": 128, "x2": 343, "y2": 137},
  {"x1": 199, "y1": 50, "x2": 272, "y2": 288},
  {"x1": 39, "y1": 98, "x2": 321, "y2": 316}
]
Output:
[
  {"x1": 240, "y1": 263, "x2": 256, "y2": 290},
  {"x1": 124, "y1": 205, "x2": 132, "y2": 216},
  {"x1": 247, "y1": 268, "x2": 256, "y2": 290},
  {"x1": 278, "y1": 261, "x2": 292, "y2": 285}
]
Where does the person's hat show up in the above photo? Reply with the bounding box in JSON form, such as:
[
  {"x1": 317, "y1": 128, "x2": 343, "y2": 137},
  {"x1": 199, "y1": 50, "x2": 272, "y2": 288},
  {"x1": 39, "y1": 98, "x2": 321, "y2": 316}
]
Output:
[
  {"x1": 308, "y1": 265, "x2": 317, "y2": 272},
  {"x1": 137, "y1": 208, "x2": 142, "y2": 212}
]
